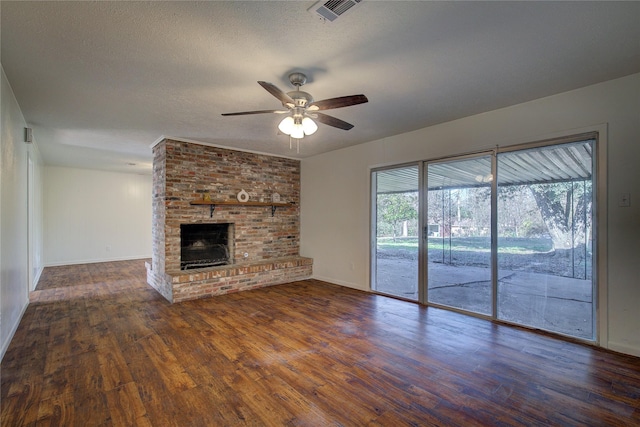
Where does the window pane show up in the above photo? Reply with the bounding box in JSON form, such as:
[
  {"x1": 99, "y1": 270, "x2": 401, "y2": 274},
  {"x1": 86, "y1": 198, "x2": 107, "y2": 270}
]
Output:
[
  {"x1": 427, "y1": 156, "x2": 492, "y2": 315},
  {"x1": 497, "y1": 140, "x2": 594, "y2": 340},
  {"x1": 372, "y1": 166, "x2": 419, "y2": 300}
]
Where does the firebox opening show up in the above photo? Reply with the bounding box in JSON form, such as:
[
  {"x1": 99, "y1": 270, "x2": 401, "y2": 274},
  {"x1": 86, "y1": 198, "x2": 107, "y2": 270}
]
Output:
[{"x1": 180, "y1": 223, "x2": 232, "y2": 270}]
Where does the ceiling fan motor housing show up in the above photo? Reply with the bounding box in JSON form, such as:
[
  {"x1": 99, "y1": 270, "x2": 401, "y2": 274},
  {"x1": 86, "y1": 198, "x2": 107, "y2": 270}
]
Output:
[
  {"x1": 287, "y1": 91, "x2": 314, "y2": 108},
  {"x1": 288, "y1": 72, "x2": 308, "y2": 87}
]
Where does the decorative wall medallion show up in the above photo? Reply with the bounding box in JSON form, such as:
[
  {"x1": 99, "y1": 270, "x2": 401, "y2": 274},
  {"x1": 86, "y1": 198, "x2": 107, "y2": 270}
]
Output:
[
  {"x1": 272, "y1": 193, "x2": 281, "y2": 203},
  {"x1": 237, "y1": 189, "x2": 249, "y2": 203}
]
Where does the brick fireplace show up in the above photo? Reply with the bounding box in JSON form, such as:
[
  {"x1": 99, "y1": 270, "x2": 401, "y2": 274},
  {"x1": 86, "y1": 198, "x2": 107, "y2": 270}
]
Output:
[
  {"x1": 146, "y1": 138, "x2": 312, "y2": 303},
  {"x1": 180, "y1": 223, "x2": 232, "y2": 270}
]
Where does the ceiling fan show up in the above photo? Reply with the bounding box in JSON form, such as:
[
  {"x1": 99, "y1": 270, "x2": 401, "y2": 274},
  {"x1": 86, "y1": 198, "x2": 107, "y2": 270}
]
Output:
[{"x1": 221, "y1": 72, "x2": 368, "y2": 144}]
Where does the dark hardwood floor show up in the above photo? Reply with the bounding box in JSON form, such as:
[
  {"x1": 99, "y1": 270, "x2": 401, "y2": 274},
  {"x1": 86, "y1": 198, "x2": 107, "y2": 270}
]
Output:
[{"x1": 2, "y1": 260, "x2": 639, "y2": 426}]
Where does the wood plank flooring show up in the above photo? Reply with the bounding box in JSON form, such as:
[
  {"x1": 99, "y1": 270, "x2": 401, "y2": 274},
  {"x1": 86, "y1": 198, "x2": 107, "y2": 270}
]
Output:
[{"x1": 2, "y1": 259, "x2": 640, "y2": 426}]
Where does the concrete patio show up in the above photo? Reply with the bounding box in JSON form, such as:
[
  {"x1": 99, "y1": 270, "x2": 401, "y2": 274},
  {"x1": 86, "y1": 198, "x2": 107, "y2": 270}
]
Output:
[{"x1": 375, "y1": 258, "x2": 594, "y2": 339}]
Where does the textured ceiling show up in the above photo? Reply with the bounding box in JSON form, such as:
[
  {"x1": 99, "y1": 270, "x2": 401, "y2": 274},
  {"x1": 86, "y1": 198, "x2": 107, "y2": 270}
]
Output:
[{"x1": 2, "y1": 1, "x2": 639, "y2": 174}]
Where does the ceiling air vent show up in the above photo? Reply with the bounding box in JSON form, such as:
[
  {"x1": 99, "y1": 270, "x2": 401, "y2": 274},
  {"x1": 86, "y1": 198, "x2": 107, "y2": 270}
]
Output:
[{"x1": 308, "y1": 0, "x2": 363, "y2": 22}]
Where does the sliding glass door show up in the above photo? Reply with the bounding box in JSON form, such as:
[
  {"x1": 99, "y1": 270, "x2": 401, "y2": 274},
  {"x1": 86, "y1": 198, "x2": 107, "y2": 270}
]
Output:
[
  {"x1": 426, "y1": 155, "x2": 493, "y2": 316},
  {"x1": 496, "y1": 140, "x2": 595, "y2": 339},
  {"x1": 371, "y1": 165, "x2": 419, "y2": 301},
  {"x1": 371, "y1": 134, "x2": 597, "y2": 341}
]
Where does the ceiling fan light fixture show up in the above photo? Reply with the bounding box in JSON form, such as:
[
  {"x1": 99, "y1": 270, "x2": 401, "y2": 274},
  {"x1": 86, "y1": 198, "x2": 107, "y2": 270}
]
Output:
[
  {"x1": 302, "y1": 117, "x2": 318, "y2": 135},
  {"x1": 278, "y1": 116, "x2": 295, "y2": 135},
  {"x1": 280, "y1": 115, "x2": 312, "y2": 139},
  {"x1": 290, "y1": 122, "x2": 305, "y2": 139}
]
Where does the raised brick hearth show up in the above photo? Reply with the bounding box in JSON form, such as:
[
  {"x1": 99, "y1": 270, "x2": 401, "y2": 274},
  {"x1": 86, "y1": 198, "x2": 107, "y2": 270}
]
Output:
[{"x1": 146, "y1": 139, "x2": 312, "y2": 302}]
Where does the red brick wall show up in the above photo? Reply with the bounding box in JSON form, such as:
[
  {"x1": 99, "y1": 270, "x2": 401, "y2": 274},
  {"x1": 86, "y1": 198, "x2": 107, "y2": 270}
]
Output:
[
  {"x1": 148, "y1": 139, "x2": 309, "y2": 301},
  {"x1": 150, "y1": 142, "x2": 169, "y2": 298}
]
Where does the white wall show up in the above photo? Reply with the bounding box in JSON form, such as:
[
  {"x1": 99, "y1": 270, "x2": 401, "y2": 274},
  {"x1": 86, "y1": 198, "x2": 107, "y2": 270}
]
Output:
[
  {"x1": 1, "y1": 66, "x2": 44, "y2": 359},
  {"x1": 301, "y1": 73, "x2": 640, "y2": 356},
  {"x1": 44, "y1": 167, "x2": 152, "y2": 266},
  {"x1": 28, "y1": 148, "x2": 45, "y2": 291}
]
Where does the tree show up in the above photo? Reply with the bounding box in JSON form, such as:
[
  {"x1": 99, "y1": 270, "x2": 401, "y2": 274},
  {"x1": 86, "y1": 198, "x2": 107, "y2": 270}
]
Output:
[
  {"x1": 377, "y1": 192, "x2": 418, "y2": 240},
  {"x1": 528, "y1": 181, "x2": 592, "y2": 250},
  {"x1": 498, "y1": 185, "x2": 543, "y2": 238},
  {"x1": 427, "y1": 189, "x2": 448, "y2": 234}
]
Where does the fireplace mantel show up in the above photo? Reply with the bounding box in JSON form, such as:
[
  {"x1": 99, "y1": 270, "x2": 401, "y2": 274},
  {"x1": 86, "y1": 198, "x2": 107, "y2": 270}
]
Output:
[{"x1": 190, "y1": 200, "x2": 294, "y2": 217}]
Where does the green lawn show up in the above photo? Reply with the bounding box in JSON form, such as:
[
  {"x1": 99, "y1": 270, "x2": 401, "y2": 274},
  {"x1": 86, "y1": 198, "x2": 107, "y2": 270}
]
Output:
[{"x1": 377, "y1": 236, "x2": 553, "y2": 254}]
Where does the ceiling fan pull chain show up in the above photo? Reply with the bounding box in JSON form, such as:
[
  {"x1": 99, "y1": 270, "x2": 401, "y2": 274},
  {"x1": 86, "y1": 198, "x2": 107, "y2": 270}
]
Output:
[{"x1": 289, "y1": 136, "x2": 300, "y2": 153}]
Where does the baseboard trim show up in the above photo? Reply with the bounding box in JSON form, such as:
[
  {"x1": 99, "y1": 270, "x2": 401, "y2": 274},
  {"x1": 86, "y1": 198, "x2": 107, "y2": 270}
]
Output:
[
  {"x1": 44, "y1": 255, "x2": 151, "y2": 267},
  {"x1": 31, "y1": 266, "x2": 44, "y2": 291},
  {"x1": 0, "y1": 300, "x2": 29, "y2": 363},
  {"x1": 311, "y1": 275, "x2": 368, "y2": 291},
  {"x1": 607, "y1": 341, "x2": 640, "y2": 358}
]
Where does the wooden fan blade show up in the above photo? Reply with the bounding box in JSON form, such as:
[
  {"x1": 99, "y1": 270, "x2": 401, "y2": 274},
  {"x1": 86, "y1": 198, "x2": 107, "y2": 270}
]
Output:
[
  {"x1": 308, "y1": 94, "x2": 368, "y2": 111},
  {"x1": 258, "y1": 81, "x2": 295, "y2": 106},
  {"x1": 221, "y1": 110, "x2": 288, "y2": 116},
  {"x1": 313, "y1": 112, "x2": 354, "y2": 130}
]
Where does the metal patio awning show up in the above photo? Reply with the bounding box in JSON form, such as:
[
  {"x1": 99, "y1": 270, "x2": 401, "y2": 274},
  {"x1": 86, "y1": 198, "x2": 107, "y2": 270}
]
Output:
[{"x1": 376, "y1": 140, "x2": 593, "y2": 193}]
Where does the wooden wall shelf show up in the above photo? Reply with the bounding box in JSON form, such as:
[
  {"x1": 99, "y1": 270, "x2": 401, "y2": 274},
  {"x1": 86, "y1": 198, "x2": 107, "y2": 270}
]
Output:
[{"x1": 190, "y1": 200, "x2": 293, "y2": 217}]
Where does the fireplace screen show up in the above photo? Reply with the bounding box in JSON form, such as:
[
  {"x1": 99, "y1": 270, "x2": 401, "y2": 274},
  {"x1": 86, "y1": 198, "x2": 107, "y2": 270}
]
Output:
[{"x1": 180, "y1": 223, "x2": 231, "y2": 270}]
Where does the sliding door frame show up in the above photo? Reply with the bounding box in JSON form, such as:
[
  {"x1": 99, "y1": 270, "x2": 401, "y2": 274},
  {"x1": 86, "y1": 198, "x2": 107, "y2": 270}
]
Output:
[
  {"x1": 421, "y1": 150, "x2": 495, "y2": 318},
  {"x1": 370, "y1": 162, "x2": 422, "y2": 301},
  {"x1": 370, "y1": 129, "x2": 605, "y2": 345}
]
